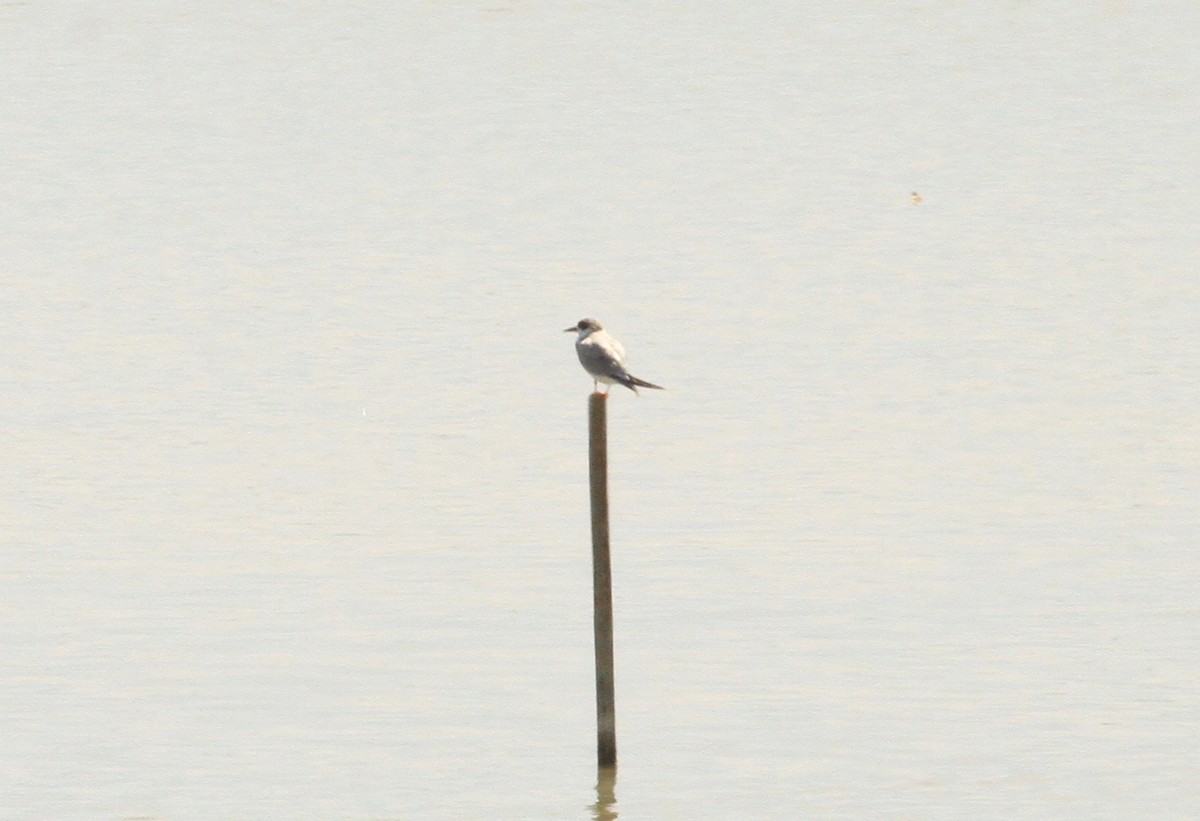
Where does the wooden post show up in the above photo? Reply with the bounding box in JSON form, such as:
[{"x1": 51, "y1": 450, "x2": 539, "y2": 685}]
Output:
[{"x1": 588, "y1": 391, "x2": 617, "y2": 768}]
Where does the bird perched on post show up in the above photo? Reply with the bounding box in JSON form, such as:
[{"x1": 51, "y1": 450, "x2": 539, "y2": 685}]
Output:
[{"x1": 565, "y1": 318, "x2": 664, "y2": 395}]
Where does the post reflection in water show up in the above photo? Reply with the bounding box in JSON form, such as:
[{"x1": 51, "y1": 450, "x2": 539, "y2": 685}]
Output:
[{"x1": 591, "y1": 767, "x2": 617, "y2": 821}]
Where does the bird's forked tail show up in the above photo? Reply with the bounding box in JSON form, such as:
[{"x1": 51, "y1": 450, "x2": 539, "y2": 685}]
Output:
[{"x1": 623, "y1": 374, "x2": 664, "y2": 393}]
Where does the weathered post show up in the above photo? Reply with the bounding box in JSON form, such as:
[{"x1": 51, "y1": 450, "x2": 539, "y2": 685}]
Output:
[{"x1": 588, "y1": 391, "x2": 617, "y2": 768}]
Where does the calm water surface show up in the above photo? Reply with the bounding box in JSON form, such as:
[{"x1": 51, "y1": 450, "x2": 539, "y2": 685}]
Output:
[{"x1": 3, "y1": 2, "x2": 1198, "y2": 819}]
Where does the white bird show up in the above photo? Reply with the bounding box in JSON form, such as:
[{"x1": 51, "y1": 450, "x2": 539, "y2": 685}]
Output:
[{"x1": 565, "y1": 318, "x2": 664, "y2": 394}]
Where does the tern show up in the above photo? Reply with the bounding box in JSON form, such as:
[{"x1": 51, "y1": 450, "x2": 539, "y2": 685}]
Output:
[{"x1": 565, "y1": 318, "x2": 664, "y2": 394}]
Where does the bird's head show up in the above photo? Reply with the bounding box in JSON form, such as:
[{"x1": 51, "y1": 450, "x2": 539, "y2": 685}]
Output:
[{"x1": 564, "y1": 318, "x2": 603, "y2": 335}]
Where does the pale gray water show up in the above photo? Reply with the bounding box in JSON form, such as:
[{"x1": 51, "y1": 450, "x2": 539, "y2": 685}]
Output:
[{"x1": 3, "y1": 3, "x2": 1198, "y2": 819}]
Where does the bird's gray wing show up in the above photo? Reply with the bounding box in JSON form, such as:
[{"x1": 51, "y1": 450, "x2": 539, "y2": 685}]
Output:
[{"x1": 577, "y1": 338, "x2": 626, "y2": 378}]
